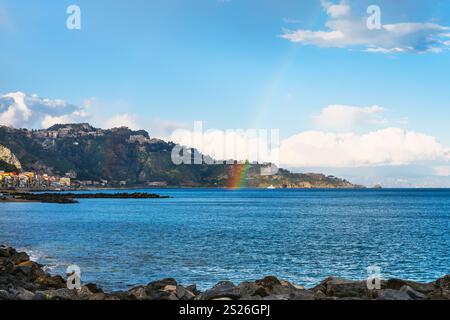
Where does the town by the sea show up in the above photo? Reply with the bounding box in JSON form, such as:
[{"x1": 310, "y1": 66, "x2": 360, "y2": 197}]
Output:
[{"x1": 0, "y1": 188, "x2": 449, "y2": 291}]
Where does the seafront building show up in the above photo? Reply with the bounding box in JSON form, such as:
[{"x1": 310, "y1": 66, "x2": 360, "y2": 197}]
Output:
[{"x1": 0, "y1": 171, "x2": 72, "y2": 189}]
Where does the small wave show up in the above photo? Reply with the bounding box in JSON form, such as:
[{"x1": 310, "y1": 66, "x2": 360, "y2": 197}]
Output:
[{"x1": 17, "y1": 246, "x2": 65, "y2": 273}]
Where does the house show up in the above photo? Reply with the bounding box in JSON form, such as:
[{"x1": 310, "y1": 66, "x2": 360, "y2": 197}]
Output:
[{"x1": 59, "y1": 177, "x2": 71, "y2": 187}]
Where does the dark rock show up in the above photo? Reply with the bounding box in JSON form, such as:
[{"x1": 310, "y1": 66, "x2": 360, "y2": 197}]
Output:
[
  {"x1": 1, "y1": 245, "x2": 449, "y2": 301},
  {"x1": 262, "y1": 294, "x2": 290, "y2": 300},
  {"x1": 86, "y1": 283, "x2": 103, "y2": 294},
  {"x1": 35, "y1": 288, "x2": 80, "y2": 300},
  {"x1": 13, "y1": 288, "x2": 35, "y2": 300},
  {"x1": 313, "y1": 290, "x2": 328, "y2": 300},
  {"x1": 11, "y1": 252, "x2": 29, "y2": 265},
  {"x1": 34, "y1": 275, "x2": 66, "y2": 290},
  {"x1": 128, "y1": 279, "x2": 184, "y2": 300},
  {"x1": 313, "y1": 277, "x2": 371, "y2": 299},
  {"x1": 87, "y1": 293, "x2": 108, "y2": 300},
  {"x1": 146, "y1": 278, "x2": 177, "y2": 290},
  {"x1": 376, "y1": 289, "x2": 412, "y2": 300},
  {"x1": 238, "y1": 281, "x2": 268, "y2": 298},
  {"x1": 428, "y1": 275, "x2": 450, "y2": 300},
  {"x1": 400, "y1": 285, "x2": 428, "y2": 300},
  {"x1": 0, "y1": 246, "x2": 14, "y2": 258},
  {"x1": 77, "y1": 286, "x2": 96, "y2": 300},
  {"x1": 435, "y1": 275, "x2": 450, "y2": 291},
  {"x1": 175, "y1": 286, "x2": 196, "y2": 300},
  {"x1": 128, "y1": 286, "x2": 147, "y2": 300},
  {"x1": 199, "y1": 281, "x2": 241, "y2": 300},
  {"x1": 186, "y1": 284, "x2": 200, "y2": 295},
  {"x1": 107, "y1": 292, "x2": 133, "y2": 300},
  {"x1": 384, "y1": 278, "x2": 434, "y2": 294},
  {"x1": 13, "y1": 265, "x2": 33, "y2": 276},
  {"x1": 255, "y1": 276, "x2": 281, "y2": 292},
  {"x1": 288, "y1": 290, "x2": 315, "y2": 300},
  {"x1": 0, "y1": 289, "x2": 13, "y2": 300},
  {"x1": 238, "y1": 277, "x2": 308, "y2": 300}
]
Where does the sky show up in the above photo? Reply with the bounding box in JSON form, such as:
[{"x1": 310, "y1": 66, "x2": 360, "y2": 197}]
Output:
[{"x1": 1, "y1": 0, "x2": 450, "y2": 187}]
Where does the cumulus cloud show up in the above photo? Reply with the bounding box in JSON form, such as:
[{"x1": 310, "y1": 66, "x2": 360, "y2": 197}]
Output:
[
  {"x1": 103, "y1": 113, "x2": 189, "y2": 138},
  {"x1": 104, "y1": 114, "x2": 140, "y2": 130},
  {"x1": 168, "y1": 124, "x2": 278, "y2": 164},
  {"x1": 281, "y1": 1, "x2": 450, "y2": 53},
  {"x1": 2, "y1": 92, "x2": 449, "y2": 177},
  {"x1": 0, "y1": 92, "x2": 87, "y2": 129},
  {"x1": 321, "y1": 0, "x2": 350, "y2": 18},
  {"x1": 279, "y1": 128, "x2": 450, "y2": 168},
  {"x1": 166, "y1": 122, "x2": 450, "y2": 170},
  {"x1": 0, "y1": 92, "x2": 189, "y2": 139},
  {"x1": 313, "y1": 105, "x2": 386, "y2": 130}
]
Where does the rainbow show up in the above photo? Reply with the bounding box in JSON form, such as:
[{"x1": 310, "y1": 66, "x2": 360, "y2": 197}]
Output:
[{"x1": 228, "y1": 163, "x2": 250, "y2": 190}]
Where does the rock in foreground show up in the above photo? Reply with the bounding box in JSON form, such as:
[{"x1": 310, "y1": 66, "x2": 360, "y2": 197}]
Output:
[{"x1": 0, "y1": 246, "x2": 448, "y2": 300}]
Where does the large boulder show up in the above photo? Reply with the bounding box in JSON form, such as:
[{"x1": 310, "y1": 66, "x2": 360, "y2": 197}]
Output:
[
  {"x1": 35, "y1": 288, "x2": 80, "y2": 300},
  {"x1": 12, "y1": 288, "x2": 35, "y2": 300},
  {"x1": 383, "y1": 278, "x2": 434, "y2": 295},
  {"x1": 238, "y1": 276, "x2": 310, "y2": 300},
  {"x1": 175, "y1": 286, "x2": 196, "y2": 300},
  {"x1": 0, "y1": 246, "x2": 15, "y2": 258},
  {"x1": 428, "y1": 275, "x2": 450, "y2": 300},
  {"x1": 128, "y1": 278, "x2": 195, "y2": 300},
  {"x1": 434, "y1": 275, "x2": 450, "y2": 292},
  {"x1": 11, "y1": 252, "x2": 30, "y2": 265},
  {"x1": 198, "y1": 281, "x2": 241, "y2": 300},
  {"x1": 85, "y1": 283, "x2": 103, "y2": 294},
  {"x1": 376, "y1": 289, "x2": 412, "y2": 300},
  {"x1": 186, "y1": 284, "x2": 200, "y2": 296},
  {"x1": 128, "y1": 286, "x2": 148, "y2": 300},
  {"x1": 34, "y1": 275, "x2": 66, "y2": 290},
  {"x1": 313, "y1": 277, "x2": 372, "y2": 299},
  {"x1": 0, "y1": 289, "x2": 13, "y2": 300},
  {"x1": 400, "y1": 285, "x2": 428, "y2": 300}
]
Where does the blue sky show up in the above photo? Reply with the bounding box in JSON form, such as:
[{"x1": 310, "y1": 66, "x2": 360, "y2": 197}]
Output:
[{"x1": 1, "y1": 0, "x2": 450, "y2": 186}]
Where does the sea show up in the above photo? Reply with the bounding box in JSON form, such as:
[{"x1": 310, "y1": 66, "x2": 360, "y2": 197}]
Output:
[{"x1": 0, "y1": 188, "x2": 449, "y2": 291}]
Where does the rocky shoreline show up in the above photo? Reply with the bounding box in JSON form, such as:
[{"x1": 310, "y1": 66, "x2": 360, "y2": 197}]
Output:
[
  {"x1": 0, "y1": 246, "x2": 448, "y2": 300},
  {"x1": 0, "y1": 192, "x2": 170, "y2": 204}
]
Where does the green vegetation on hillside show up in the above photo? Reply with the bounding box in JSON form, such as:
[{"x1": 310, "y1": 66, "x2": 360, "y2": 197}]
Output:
[{"x1": 0, "y1": 124, "x2": 359, "y2": 188}]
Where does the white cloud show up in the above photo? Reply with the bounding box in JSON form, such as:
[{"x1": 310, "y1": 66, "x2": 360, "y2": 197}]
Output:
[
  {"x1": 2, "y1": 92, "x2": 449, "y2": 182},
  {"x1": 167, "y1": 122, "x2": 450, "y2": 171},
  {"x1": 321, "y1": 0, "x2": 350, "y2": 18},
  {"x1": 279, "y1": 128, "x2": 449, "y2": 168},
  {"x1": 168, "y1": 126, "x2": 278, "y2": 164},
  {"x1": 104, "y1": 114, "x2": 139, "y2": 130},
  {"x1": 281, "y1": 1, "x2": 450, "y2": 54},
  {"x1": 313, "y1": 105, "x2": 385, "y2": 130},
  {"x1": 103, "y1": 113, "x2": 188, "y2": 138},
  {"x1": 0, "y1": 92, "x2": 188, "y2": 139},
  {"x1": 0, "y1": 92, "x2": 87, "y2": 129},
  {"x1": 149, "y1": 119, "x2": 190, "y2": 138}
]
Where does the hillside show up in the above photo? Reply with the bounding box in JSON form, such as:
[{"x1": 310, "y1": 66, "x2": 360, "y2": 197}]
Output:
[{"x1": 0, "y1": 124, "x2": 360, "y2": 188}]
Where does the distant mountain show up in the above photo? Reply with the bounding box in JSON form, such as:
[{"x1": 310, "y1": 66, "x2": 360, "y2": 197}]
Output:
[{"x1": 0, "y1": 123, "x2": 360, "y2": 188}]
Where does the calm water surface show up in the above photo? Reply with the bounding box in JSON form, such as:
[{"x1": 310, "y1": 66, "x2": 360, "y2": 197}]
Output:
[{"x1": 0, "y1": 188, "x2": 449, "y2": 291}]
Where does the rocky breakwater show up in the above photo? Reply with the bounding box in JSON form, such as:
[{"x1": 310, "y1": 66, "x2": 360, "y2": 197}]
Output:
[
  {"x1": 1, "y1": 246, "x2": 449, "y2": 300},
  {"x1": 2, "y1": 192, "x2": 170, "y2": 204}
]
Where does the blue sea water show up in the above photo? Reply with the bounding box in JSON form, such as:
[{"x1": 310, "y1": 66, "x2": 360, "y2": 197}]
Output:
[{"x1": 0, "y1": 188, "x2": 449, "y2": 291}]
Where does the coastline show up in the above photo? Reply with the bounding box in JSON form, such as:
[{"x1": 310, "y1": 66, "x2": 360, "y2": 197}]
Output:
[
  {"x1": 1, "y1": 245, "x2": 448, "y2": 300},
  {"x1": 0, "y1": 191, "x2": 170, "y2": 204}
]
